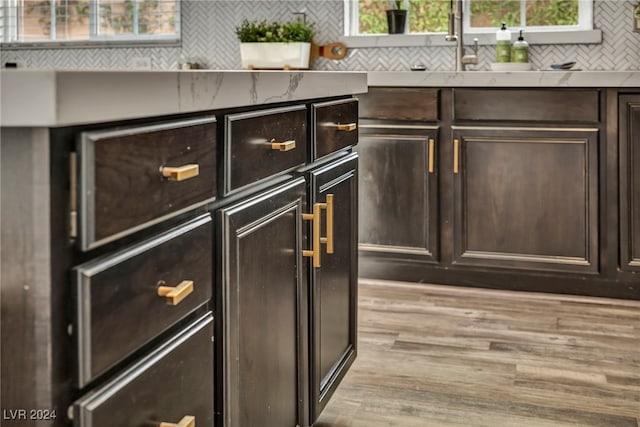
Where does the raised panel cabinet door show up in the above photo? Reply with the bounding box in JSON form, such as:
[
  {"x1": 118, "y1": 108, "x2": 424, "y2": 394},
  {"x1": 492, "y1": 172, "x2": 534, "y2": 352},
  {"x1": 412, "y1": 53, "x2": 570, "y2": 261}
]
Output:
[
  {"x1": 451, "y1": 127, "x2": 599, "y2": 273},
  {"x1": 220, "y1": 178, "x2": 308, "y2": 427},
  {"x1": 308, "y1": 154, "x2": 358, "y2": 423},
  {"x1": 620, "y1": 95, "x2": 640, "y2": 271},
  {"x1": 356, "y1": 122, "x2": 439, "y2": 262}
]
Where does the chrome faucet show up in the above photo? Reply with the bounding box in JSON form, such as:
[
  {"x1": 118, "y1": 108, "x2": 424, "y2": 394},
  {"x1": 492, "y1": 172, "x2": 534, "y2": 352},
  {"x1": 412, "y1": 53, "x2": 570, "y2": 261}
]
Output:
[{"x1": 446, "y1": 0, "x2": 479, "y2": 71}]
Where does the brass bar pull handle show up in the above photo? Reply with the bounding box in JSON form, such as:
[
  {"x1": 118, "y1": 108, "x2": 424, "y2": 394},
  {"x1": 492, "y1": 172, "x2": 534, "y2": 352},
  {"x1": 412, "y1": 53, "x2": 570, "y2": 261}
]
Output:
[
  {"x1": 157, "y1": 280, "x2": 194, "y2": 306},
  {"x1": 161, "y1": 164, "x2": 199, "y2": 181},
  {"x1": 271, "y1": 140, "x2": 296, "y2": 151},
  {"x1": 303, "y1": 203, "x2": 323, "y2": 268},
  {"x1": 453, "y1": 138, "x2": 460, "y2": 174},
  {"x1": 337, "y1": 123, "x2": 357, "y2": 132},
  {"x1": 323, "y1": 194, "x2": 334, "y2": 254},
  {"x1": 159, "y1": 415, "x2": 195, "y2": 427},
  {"x1": 428, "y1": 138, "x2": 435, "y2": 174}
]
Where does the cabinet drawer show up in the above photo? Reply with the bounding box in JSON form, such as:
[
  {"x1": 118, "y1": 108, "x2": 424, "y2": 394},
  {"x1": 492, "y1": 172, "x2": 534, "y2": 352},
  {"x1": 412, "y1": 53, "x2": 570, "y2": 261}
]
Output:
[
  {"x1": 358, "y1": 88, "x2": 440, "y2": 121},
  {"x1": 312, "y1": 98, "x2": 359, "y2": 160},
  {"x1": 74, "y1": 313, "x2": 214, "y2": 427},
  {"x1": 78, "y1": 116, "x2": 217, "y2": 250},
  {"x1": 453, "y1": 89, "x2": 600, "y2": 122},
  {"x1": 224, "y1": 105, "x2": 307, "y2": 195},
  {"x1": 73, "y1": 214, "x2": 212, "y2": 388}
]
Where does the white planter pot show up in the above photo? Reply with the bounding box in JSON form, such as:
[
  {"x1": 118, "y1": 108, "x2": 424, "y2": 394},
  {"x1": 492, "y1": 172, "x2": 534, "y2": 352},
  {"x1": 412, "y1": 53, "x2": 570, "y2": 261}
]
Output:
[{"x1": 240, "y1": 42, "x2": 311, "y2": 69}]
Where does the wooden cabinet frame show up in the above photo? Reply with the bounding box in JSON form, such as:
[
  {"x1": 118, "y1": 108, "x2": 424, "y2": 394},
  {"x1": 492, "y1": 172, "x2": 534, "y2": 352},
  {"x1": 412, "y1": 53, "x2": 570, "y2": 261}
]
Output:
[{"x1": 358, "y1": 87, "x2": 640, "y2": 300}]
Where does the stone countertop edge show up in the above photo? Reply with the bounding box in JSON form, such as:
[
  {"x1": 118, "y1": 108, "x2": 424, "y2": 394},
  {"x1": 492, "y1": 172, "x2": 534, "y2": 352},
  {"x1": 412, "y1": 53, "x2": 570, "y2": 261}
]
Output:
[
  {"x1": 0, "y1": 70, "x2": 369, "y2": 127},
  {"x1": 367, "y1": 70, "x2": 640, "y2": 88}
]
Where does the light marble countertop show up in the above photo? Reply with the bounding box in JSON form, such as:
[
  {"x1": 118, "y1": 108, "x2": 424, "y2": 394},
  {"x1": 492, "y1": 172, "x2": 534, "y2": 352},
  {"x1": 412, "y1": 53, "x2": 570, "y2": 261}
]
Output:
[
  {"x1": 368, "y1": 70, "x2": 640, "y2": 88},
  {"x1": 3, "y1": 69, "x2": 638, "y2": 127},
  {"x1": 0, "y1": 69, "x2": 368, "y2": 127}
]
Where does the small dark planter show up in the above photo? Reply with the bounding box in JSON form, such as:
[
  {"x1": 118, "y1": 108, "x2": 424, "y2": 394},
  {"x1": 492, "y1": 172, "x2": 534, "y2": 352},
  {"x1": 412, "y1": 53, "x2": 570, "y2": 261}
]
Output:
[{"x1": 386, "y1": 9, "x2": 407, "y2": 34}]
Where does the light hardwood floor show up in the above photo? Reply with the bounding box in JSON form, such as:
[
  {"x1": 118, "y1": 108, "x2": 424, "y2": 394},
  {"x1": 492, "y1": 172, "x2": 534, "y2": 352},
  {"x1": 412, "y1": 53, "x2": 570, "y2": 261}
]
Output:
[{"x1": 315, "y1": 279, "x2": 640, "y2": 427}]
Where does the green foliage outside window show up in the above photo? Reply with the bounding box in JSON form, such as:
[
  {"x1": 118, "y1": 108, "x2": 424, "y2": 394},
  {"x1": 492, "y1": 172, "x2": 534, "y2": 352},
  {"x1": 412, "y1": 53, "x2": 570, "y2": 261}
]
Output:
[{"x1": 358, "y1": 0, "x2": 579, "y2": 34}]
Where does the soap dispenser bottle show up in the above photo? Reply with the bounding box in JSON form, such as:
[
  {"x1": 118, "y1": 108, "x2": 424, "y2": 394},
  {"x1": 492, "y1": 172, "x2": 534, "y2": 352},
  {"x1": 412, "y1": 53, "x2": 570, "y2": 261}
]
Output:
[
  {"x1": 512, "y1": 29, "x2": 529, "y2": 63},
  {"x1": 496, "y1": 22, "x2": 511, "y2": 63}
]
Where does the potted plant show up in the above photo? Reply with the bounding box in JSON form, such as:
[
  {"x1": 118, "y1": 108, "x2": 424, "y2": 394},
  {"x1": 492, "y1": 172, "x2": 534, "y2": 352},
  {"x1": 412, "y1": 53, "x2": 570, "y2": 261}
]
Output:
[
  {"x1": 236, "y1": 19, "x2": 315, "y2": 69},
  {"x1": 386, "y1": 0, "x2": 407, "y2": 34}
]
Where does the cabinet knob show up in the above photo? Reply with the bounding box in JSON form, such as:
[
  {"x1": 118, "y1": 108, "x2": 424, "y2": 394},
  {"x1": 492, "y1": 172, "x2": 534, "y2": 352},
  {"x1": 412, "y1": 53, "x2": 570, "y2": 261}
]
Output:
[
  {"x1": 159, "y1": 415, "x2": 195, "y2": 427},
  {"x1": 337, "y1": 123, "x2": 357, "y2": 132},
  {"x1": 160, "y1": 164, "x2": 200, "y2": 181},
  {"x1": 271, "y1": 140, "x2": 296, "y2": 151},
  {"x1": 157, "y1": 280, "x2": 194, "y2": 305}
]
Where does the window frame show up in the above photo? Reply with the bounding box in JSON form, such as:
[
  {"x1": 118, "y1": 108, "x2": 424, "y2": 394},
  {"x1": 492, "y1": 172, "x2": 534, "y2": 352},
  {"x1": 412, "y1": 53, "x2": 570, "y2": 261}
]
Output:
[
  {"x1": 343, "y1": 0, "x2": 600, "y2": 47},
  {"x1": 1, "y1": 0, "x2": 181, "y2": 49}
]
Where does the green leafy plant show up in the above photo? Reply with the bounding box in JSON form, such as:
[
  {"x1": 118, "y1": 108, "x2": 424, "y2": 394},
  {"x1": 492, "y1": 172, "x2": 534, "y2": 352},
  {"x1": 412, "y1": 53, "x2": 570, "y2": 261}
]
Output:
[{"x1": 236, "y1": 19, "x2": 314, "y2": 43}]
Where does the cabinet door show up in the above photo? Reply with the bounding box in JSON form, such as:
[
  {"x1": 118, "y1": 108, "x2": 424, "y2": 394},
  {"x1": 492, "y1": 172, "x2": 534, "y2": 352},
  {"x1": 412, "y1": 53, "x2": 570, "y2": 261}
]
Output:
[
  {"x1": 308, "y1": 154, "x2": 358, "y2": 423},
  {"x1": 451, "y1": 127, "x2": 598, "y2": 273},
  {"x1": 220, "y1": 178, "x2": 308, "y2": 427},
  {"x1": 357, "y1": 122, "x2": 439, "y2": 262},
  {"x1": 620, "y1": 95, "x2": 640, "y2": 272}
]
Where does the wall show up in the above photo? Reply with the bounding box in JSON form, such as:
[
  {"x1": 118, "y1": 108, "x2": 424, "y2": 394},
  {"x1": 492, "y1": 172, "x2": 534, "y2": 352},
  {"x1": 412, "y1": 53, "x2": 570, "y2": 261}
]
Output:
[{"x1": 2, "y1": 0, "x2": 639, "y2": 71}]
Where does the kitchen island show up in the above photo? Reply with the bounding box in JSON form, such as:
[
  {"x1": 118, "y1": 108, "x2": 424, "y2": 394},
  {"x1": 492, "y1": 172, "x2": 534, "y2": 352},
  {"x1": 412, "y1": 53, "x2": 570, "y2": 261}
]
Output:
[
  {"x1": 358, "y1": 70, "x2": 640, "y2": 300},
  {"x1": 1, "y1": 69, "x2": 367, "y2": 427}
]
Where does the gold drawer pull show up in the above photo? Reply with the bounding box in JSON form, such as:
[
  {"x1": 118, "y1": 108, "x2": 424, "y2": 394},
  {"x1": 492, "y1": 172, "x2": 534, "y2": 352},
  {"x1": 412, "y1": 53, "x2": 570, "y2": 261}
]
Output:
[
  {"x1": 157, "y1": 280, "x2": 194, "y2": 306},
  {"x1": 271, "y1": 140, "x2": 296, "y2": 151},
  {"x1": 303, "y1": 202, "x2": 326, "y2": 268},
  {"x1": 322, "y1": 194, "x2": 334, "y2": 254},
  {"x1": 428, "y1": 138, "x2": 435, "y2": 174},
  {"x1": 337, "y1": 123, "x2": 357, "y2": 132},
  {"x1": 453, "y1": 138, "x2": 460, "y2": 174},
  {"x1": 159, "y1": 415, "x2": 195, "y2": 427},
  {"x1": 161, "y1": 164, "x2": 199, "y2": 181}
]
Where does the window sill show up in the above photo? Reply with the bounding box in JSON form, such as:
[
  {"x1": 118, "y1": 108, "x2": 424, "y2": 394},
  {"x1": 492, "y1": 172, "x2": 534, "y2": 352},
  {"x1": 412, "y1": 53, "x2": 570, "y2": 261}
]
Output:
[
  {"x1": 340, "y1": 29, "x2": 602, "y2": 48},
  {"x1": 0, "y1": 37, "x2": 181, "y2": 50}
]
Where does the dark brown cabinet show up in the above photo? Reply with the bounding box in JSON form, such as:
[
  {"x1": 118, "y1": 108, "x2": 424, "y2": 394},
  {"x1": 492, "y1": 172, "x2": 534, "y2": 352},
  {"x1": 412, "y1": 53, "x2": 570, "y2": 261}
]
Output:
[
  {"x1": 217, "y1": 97, "x2": 360, "y2": 427},
  {"x1": 357, "y1": 123, "x2": 439, "y2": 263},
  {"x1": 220, "y1": 178, "x2": 309, "y2": 427},
  {"x1": 308, "y1": 153, "x2": 358, "y2": 423},
  {"x1": 1, "y1": 92, "x2": 360, "y2": 427},
  {"x1": 619, "y1": 95, "x2": 640, "y2": 272},
  {"x1": 358, "y1": 87, "x2": 638, "y2": 300},
  {"x1": 451, "y1": 127, "x2": 599, "y2": 273},
  {"x1": 356, "y1": 88, "x2": 440, "y2": 264},
  {"x1": 68, "y1": 116, "x2": 218, "y2": 427}
]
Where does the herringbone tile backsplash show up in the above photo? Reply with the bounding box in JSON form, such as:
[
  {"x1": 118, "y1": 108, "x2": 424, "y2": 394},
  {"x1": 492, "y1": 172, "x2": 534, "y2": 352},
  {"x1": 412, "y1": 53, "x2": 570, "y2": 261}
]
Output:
[{"x1": 2, "y1": 0, "x2": 639, "y2": 71}]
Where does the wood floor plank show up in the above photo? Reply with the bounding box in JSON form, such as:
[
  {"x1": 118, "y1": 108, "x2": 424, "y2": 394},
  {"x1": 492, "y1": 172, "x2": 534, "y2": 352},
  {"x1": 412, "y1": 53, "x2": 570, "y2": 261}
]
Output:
[{"x1": 315, "y1": 280, "x2": 640, "y2": 426}]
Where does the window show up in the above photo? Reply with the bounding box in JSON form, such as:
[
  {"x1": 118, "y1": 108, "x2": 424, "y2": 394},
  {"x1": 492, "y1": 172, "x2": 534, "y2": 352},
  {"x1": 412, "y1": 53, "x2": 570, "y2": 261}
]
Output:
[
  {"x1": 1, "y1": 0, "x2": 180, "y2": 45},
  {"x1": 350, "y1": 0, "x2": 591, "y2": 35}
]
